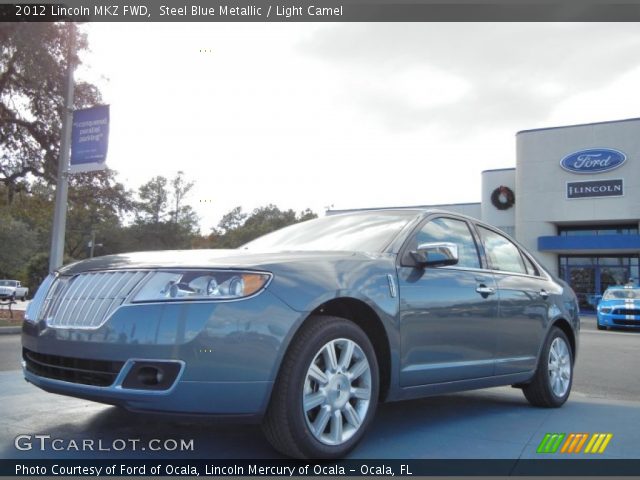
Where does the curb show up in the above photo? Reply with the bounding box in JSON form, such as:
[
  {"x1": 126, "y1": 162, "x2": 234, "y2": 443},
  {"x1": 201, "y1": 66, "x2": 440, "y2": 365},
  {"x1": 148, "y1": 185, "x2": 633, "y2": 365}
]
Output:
[{"x1": 0, "y1": 326, "x2": 21, "y2": 335}]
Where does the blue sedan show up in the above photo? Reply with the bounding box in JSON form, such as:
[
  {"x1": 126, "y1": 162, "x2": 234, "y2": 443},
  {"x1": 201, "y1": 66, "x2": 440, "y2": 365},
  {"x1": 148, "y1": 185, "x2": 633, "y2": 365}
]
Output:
[
  {"x1": 22, "y1": 210, "x2": 580, "y2": 458},
  {"x1": 597, "y1": 285, "x2": 640, "y2": 330}
]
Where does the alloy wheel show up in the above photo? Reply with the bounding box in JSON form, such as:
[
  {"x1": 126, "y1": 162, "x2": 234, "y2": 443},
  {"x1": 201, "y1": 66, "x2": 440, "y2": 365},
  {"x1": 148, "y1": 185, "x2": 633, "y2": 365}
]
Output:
[
  {"x1": 548, "y1": 336, "x2": 571, "y2": 397},
  {"x1": 302, "y1": 338, "x2": 372, "y2": 446}
]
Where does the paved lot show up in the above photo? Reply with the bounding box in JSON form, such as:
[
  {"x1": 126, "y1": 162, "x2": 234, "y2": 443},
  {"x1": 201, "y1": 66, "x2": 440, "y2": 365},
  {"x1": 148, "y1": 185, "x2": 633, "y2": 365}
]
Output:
[{"x1": 0, "y1": 315, "x2": 638, "y2": 460}]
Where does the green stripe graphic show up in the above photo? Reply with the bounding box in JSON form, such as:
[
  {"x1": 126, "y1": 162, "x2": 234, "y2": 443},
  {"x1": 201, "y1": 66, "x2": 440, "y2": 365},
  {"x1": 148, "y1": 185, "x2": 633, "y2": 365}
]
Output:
[
  {"x1": 537, "y1": 434, "x2": 552, "y2": 453},
  {"x1": 537, "y1": 433, "x2": 565, "y2": 453}
]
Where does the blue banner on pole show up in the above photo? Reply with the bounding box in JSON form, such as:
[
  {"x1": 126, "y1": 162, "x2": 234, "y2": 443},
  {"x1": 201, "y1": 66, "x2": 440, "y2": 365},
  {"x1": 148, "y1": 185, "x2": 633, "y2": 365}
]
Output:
[{"x1": 70, "y1": 105, "x2": 110, "y2": 173}]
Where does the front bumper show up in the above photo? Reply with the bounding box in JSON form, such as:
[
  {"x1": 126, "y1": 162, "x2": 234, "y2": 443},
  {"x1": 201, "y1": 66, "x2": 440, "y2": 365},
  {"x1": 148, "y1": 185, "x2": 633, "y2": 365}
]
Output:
[
  {"x1": 597, "y1": 311, "x2": 640, "y2": 328},
  {"x1": 21, "y1": 289, "x2": 302, "y2": 416}
]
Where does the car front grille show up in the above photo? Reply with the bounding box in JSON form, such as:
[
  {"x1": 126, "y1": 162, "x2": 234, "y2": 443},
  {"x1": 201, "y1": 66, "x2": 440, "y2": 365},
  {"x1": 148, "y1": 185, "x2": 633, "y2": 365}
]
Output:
[
  {"x1": 38, "y1": 271, "x2": 148, "y2": 329},
  {"x1": 613, "y1": 319, "x2": 640, "y2": 326},
  {"x1": 23, "y1": 348, "x2": 124, "y2": 387},
  {"x1": 613, "y1": 308, "x2": 640, "y2": 316}
]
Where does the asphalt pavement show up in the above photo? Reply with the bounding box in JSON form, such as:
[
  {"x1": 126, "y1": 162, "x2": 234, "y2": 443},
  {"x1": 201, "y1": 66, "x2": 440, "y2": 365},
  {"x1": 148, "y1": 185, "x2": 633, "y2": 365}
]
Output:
[{"x1": 0, "y1": 315, "x2": 638, "y2": 461}]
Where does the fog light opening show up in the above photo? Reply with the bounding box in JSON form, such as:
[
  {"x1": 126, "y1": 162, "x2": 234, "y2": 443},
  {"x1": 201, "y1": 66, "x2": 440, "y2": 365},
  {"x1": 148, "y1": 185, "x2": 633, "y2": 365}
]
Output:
[{"x1": 137, "y1": 366, "x2": 164, "y2": 386}]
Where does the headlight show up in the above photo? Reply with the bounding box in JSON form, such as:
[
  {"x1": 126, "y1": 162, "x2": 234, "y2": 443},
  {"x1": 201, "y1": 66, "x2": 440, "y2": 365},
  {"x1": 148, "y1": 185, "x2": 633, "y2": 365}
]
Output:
[
  {"x1": 132, "y1": 270, "x2": 271, "y2": 302},
  {"x1": 598, "y1": 306, "x2": 611, "y2": 314}
]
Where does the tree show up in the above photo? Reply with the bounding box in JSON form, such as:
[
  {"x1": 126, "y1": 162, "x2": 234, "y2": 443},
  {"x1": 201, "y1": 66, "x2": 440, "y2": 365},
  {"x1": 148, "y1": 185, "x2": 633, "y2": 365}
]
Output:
[
  {"x1": 0, "y1": 210, "x2": 37, "y2": 279},
  {"x1": 217, "y1": 206, "x2": 247, "y2": 234},
  {"x1": 136, "y1": 176, "x2": 168, "y2": 224},
  {"x1": 65, "y1": 169, "x2": 133, "y2": 257},
  {"x1": 126, "y1": 172, "x2": 199, "y2": 251},
  {"x1": 207, "y1": 204, "x2": 318, "y2": 248},
  {"x1": 0, "y1": 23, "x2": 102, "y2": 202},
  {"x1": 170, "y1": 171, "x2": 194, "y2": 223}
]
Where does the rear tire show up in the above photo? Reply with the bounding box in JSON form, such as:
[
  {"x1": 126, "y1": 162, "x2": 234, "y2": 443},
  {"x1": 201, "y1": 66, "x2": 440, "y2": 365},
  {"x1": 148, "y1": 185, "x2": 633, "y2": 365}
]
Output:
[
  {"x1": 523, "y1": 326, "x2": 573, "y2": 408},
  {"x1": 262, "y1": 315, "x2": 379, "y2": 459}
]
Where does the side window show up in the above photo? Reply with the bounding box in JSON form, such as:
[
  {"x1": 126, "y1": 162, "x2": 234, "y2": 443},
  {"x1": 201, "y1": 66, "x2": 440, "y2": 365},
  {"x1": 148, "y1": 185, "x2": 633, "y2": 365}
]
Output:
[
  {"x1": 522, "y1": 253, "x2": 540, "y2": 276},
  {"x1": 478, "y1": 226, "x2": 527, "y2": 274},
  {"x1": 410, "y1": 217, "x2": 481, "y2": 269}
]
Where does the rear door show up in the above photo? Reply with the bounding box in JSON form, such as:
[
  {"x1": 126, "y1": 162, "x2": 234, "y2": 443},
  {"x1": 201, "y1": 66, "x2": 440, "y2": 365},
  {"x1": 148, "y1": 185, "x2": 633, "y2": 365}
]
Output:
[
  {"x1": 475, "y1": 226, "x2": 550, "y2": 375},
  {"x1": 397, "y1": 216, "x2": 499, "y2": 387}
]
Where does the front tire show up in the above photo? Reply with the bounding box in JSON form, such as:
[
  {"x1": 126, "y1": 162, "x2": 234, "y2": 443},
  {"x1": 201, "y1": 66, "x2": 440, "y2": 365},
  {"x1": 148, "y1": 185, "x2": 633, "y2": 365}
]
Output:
[
  {"x1": 523, "y1": 326, "x2": 573, "y2": 408},
  {"x1": 262, "y1": 315, "x2": 379, "y2": 459}
]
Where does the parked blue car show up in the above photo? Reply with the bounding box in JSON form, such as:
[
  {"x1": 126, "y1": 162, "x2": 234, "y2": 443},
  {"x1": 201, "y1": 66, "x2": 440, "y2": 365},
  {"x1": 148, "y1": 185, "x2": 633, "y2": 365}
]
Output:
[
  {"x1": 22, "y1": 210, "x2": 580, "y2": 458},
  {"x1": 597, "y1": 285, "x2": 640, "y2": 330}
]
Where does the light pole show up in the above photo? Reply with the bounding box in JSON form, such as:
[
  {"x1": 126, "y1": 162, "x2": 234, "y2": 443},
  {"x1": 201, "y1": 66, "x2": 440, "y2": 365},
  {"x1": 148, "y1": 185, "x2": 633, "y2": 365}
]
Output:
[{"x1": 49, "y1": 22, "x2": 76, "y2": 273}]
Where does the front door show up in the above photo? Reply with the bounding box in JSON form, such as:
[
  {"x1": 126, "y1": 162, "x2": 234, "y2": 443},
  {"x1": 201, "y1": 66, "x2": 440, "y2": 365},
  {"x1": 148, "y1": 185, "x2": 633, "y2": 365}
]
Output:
[{"x1": 398, "y1": 216, "x2": 499, "y2": 387}]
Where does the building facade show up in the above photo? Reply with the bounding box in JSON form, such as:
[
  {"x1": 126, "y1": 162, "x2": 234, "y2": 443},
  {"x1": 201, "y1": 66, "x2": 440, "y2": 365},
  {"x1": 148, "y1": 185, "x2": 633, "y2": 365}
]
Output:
[{"x1": 329, "y1": 117, "x2": 640, "y2": 311}]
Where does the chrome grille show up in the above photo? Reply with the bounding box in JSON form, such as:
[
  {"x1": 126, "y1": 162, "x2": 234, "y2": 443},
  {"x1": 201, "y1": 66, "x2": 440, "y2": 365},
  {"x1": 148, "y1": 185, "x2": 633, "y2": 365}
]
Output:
[
  {"x1": 41, "y1": 271, "x2": 148, "y2": 329},
  {"x1": 25, "y1": 274, "x2": 56, "y2": 322}
]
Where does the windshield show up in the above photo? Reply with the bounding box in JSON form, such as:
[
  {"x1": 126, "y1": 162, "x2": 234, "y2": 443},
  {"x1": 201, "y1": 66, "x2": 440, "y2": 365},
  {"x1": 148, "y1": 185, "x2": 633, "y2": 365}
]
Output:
[
  {"x1": 242, "y1": 211, "x2": 417, "y2": 252},
  {"x1": 603, "y1": 288, "x2": 640, "y2": 300},
  {"x1": 0, "y1": 280, "x2": 16, "y2": 287}
]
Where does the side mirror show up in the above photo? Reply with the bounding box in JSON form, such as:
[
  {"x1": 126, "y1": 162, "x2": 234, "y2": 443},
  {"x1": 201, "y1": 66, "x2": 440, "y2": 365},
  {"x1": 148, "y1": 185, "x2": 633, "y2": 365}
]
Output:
[{"x1": 411, "y1": 242, "x2": 459, "y2": 267}]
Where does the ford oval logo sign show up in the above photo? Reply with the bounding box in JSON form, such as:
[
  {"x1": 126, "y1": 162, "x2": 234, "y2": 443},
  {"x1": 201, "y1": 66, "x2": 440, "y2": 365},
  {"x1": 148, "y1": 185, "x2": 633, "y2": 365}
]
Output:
[{"x1": 560, "y1": 148, "x2": 626, "y2": 174}]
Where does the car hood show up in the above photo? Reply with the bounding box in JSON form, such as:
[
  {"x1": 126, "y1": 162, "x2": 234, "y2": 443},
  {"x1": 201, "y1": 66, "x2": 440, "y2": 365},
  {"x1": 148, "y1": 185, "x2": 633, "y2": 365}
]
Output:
[
  {"x1": 58, "y1": 249, "x2": 388, "y2": 275},
  {"x1": 601, "y1": 298, "x2": 640, "y2": 305}
]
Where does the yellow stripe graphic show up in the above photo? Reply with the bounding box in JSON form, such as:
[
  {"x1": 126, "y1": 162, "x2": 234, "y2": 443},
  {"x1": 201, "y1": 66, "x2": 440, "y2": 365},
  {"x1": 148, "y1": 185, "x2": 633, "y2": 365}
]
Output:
[
  {"x1": 584, "y1": 434, "x2": 598, "y2": 453},
  {"x1": 591, "y1": 433, "x2": 606, "y2": 453},
  {"x1": 585, "y1": 433, "x2": 613, "y2": 453},
  {"x1": 598, "y1": 434, "x2": 613, "y2": 453}
]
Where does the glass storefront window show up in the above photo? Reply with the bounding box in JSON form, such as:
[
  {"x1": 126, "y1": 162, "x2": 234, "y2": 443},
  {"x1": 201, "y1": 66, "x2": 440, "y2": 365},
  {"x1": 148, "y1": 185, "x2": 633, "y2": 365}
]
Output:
[
  {"x1": 558, "y1": 225, "x2": 639, "y2": 236},
  {"x1": 565, "y1": 257, "x2": 595, "y2": 266},
  {"x1": 559, "y1": 255, "x2": 640, "y2": 311}
]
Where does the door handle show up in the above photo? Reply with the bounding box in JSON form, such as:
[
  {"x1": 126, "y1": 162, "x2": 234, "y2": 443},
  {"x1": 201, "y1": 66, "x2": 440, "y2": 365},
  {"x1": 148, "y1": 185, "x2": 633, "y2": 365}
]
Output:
[
  {"x1": 476, "y1": 285, "x2": 496, "y2": 295},
  {"x1": 539, "y1": 289, "x2": 549, "y2": 299}
]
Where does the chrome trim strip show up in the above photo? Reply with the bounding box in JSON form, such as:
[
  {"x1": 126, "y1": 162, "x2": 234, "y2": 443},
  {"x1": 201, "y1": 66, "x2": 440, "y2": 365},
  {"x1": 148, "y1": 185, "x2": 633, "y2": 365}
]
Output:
[
  {"x1": 24, "y1": 274, "x2": 56, "y2": 323},
  {"x1": 45, "y1": 271, "x2": 148, "y2": 330},
  {"x1": 387, "y1": 274, "x2": 397, "y2": 298}
]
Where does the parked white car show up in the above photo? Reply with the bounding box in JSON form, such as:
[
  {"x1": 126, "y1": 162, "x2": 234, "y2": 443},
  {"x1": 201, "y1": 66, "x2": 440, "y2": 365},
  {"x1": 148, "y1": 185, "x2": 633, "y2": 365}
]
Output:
[{"x1": 0, "y1": 280, "x2": 28, "y2": 301}]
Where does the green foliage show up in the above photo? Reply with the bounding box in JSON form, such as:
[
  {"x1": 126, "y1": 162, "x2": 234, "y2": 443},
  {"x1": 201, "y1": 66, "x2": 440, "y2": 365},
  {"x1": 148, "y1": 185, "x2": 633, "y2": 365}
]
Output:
[
  {"x1": 65, "y1": 169, "x2": 134, "y2": 257},
  {"x1": 0, "y1": 209, "x2": 37, "y2": 280},
  {"x1": 24, "y1": 251, "x2": 73, "y2": 292},
  {"x1": 0, "y1": 23, "x2": 101, "y2": 200},
  {"x1": 208, "y1": 204, "x2": 318, "y2": 248},
  {"x1": 136, "y1": 176, "x2": 168, "y2": 224}
]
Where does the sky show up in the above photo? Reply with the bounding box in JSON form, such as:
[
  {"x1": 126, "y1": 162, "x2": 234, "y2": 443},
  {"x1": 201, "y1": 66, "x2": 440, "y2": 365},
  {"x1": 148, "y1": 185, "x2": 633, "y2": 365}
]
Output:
[{"x1": 78, "y1": 22, "x2": 640, "y2": 232}]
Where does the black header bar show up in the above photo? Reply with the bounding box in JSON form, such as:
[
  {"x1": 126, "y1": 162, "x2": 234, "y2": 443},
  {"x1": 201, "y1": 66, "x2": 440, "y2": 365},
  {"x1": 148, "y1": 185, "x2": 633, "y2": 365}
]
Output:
[
  {"x1": 3, "y1": 1, "x2": 640, "y2": 22},
  {"x1": 3, "y1": 459, "x2": 640, "y2": 476}
]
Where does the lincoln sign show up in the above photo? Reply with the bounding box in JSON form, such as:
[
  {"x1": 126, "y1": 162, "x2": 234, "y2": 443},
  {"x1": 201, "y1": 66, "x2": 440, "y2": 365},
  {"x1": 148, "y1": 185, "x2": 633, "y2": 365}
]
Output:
[{"x1": 567, "y1": 179, "x2": 623, "y2": 199}]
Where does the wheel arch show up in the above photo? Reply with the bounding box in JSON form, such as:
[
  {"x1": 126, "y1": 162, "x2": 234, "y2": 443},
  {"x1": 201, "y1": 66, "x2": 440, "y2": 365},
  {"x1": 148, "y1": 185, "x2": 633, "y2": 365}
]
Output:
[
  {"x1": 550, "y1": 317, "x2": 576, "y2": 363},
  {"x1": 268, "y1": 297, "x2": 393, "y2": 407},
  {"x1": 309, "y1": 298, "x2": 392, "y2": 402}
]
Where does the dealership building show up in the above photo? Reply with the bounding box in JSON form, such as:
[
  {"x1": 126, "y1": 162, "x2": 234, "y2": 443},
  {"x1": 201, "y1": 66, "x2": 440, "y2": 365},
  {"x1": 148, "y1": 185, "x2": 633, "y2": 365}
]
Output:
[{"x1": 331, "y1": 117, "x2": 640, "y2": 311}]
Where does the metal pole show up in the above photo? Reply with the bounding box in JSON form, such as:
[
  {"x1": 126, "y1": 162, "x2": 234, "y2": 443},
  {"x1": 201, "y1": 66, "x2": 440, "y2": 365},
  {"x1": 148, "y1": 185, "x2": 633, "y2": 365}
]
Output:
[
  {"x1": 89, "y1": 230, "x2": 95, "y2": 258},
  {"x1": 49, "y1": 23, "x2": 76, "y2": 273}
]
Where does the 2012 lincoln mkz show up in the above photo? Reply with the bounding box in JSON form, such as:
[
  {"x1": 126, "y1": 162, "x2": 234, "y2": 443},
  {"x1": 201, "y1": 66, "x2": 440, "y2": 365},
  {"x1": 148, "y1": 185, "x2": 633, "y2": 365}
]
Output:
[{"x1": 22, "y1": 210, "x2": 580, "y2": 458}]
